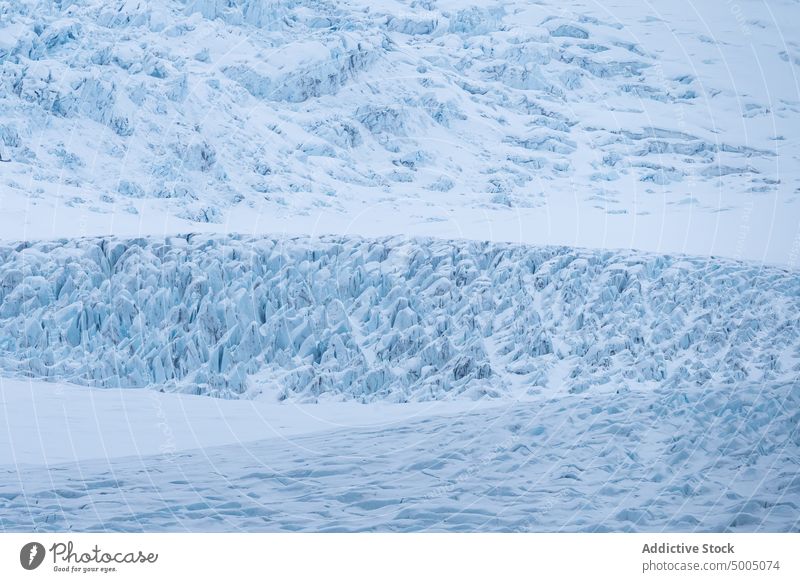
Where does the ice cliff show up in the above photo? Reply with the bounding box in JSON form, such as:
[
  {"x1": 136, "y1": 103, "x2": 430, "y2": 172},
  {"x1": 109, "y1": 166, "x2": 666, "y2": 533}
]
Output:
[{"x1": 0, "y1": 234, "x2": 797, "y2": 401}]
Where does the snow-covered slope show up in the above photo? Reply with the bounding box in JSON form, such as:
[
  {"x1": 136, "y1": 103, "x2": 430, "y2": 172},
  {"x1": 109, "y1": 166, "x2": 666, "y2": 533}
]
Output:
[
  {"x1": 1, "y1": 0, "x2": 799, "y2": 262},
  {"x1": 0, "y1": 377, "x2": 487, "y2": 465},
  {"x1": 1, "y1": 0, "x2": 799, "y2": 534},
  {"x1": 2, "y1": 377, "x2": 797, "y2": 532},
  {"x1": 0, "y1": 234, "x2": 797, "y2": 401}
]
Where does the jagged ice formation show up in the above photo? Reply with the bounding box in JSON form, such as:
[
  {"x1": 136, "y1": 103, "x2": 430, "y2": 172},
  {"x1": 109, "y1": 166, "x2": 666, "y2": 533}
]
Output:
[{"x1": 0, "y1": 234, "x2": 797, "y2": 401}]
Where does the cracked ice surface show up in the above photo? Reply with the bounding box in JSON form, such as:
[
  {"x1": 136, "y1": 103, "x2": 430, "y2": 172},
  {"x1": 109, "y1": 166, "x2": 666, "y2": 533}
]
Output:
[
  {"x1": 0, "y1": 0, "x2": 799, "y2": 263},
  {"x1": 1, "y1": 0, "x2": 799, "y2": 534},
  {"x1": 0, "y1": 234, "x2": 798, "y2": 402}
]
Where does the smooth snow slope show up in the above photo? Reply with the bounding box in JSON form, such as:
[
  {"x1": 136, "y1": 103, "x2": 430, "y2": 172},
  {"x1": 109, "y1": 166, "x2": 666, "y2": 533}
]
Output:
[
  {"x1": 0, "y1": 377, "x2": 489, "y2": 466},
  {"x1": 1, "y1": 234, "x2": 798, "y2": 400},
  {"x1": 0, "y1": 0, "x2": 799, "y2": 263},
  {"x1": 1, "y1": 376, "x2": 797, "y2": 532}
]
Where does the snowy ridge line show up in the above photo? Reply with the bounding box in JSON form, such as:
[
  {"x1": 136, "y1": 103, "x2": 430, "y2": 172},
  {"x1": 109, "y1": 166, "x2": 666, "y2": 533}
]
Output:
[{"x1": 0, "y1": 233, "x2": 798, "y2": 401}]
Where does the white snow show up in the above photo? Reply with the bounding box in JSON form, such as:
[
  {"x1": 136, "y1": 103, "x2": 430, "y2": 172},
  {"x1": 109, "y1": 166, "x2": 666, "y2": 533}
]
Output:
[
  {"x1": 0, "y1": 234, "x2": 797, "y2": 401},
  {"x1": 1, "y1": 0, "x2": 799, "y2": 533},
  {"x1": 0, "y1": 377, "x2": 488, "y2": 466},
  {"x1": 0, "y1": 0, "x2": 798, "y2": 264},
  {"x1": 0, "y1": 376, "x2": 796, "y2": 532}
]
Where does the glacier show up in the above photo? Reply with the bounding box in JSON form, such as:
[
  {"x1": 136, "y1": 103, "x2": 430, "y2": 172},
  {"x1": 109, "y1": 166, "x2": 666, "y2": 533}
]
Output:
[
  {"x1": 0, "y1": 0, "x2": 798, "y2": 262},
  {"x1": 0, "y1": 0, "x2": 799, "y2": 534},
  {"x1": 0, "y1": 234, "x2": 798, "y2": 402}
]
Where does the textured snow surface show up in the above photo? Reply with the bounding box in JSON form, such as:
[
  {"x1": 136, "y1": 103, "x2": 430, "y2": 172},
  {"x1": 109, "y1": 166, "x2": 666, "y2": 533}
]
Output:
[
  {"x1": 1, "y1": 0, "x2": 799, "y2": 534},
  {"x1": 1, "y1": 377, "x2": 797, "y2": 532},
  {"x1": 1, "y1": 234, "x2": 798, "y2": 401},
  {"x1": 0, "y1": 0, "x2": 799, "y2": 262},
  {"x1": 0, "y1": 377, "x2": 487, "y2": 465}
]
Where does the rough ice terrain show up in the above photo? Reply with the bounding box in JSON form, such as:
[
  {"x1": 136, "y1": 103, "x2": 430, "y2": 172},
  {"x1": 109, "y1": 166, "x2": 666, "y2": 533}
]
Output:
[
  {"x1": 0, "y1": 0, "x2": 799, "y2": 262},
  {"x1": 0, "y1": 234, "x2": 798, "y2": 400},
  {"x1": 0, "y1": 234, "x2": 798, "y2": 532},
  {"x1": 1, "y1": 0, "x2": 799, "y2": 533}
]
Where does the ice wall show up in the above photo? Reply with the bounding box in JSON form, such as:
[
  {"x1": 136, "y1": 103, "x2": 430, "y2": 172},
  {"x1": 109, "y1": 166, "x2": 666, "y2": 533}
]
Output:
[{"x1": 0, "y1": 234, "x2": 797, "y2": 401}]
